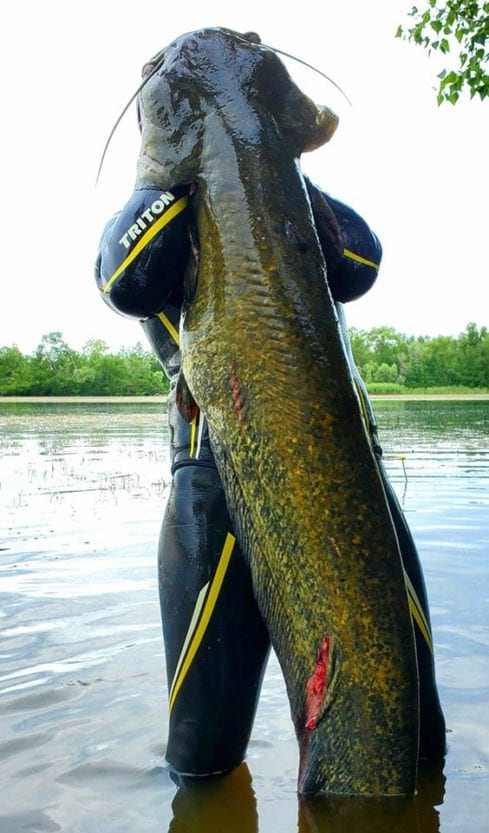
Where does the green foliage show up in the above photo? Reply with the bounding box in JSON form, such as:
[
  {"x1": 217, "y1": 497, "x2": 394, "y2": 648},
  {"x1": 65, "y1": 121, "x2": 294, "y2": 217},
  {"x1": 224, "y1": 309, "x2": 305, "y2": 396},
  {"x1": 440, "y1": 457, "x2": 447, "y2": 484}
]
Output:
[
  {"x1": 1, "y1": 325, "x2": 488, "y2": 396},
  {"x1": 351, "y1": 322, "x2": 489, "y2": 390},
  {"x1": 397, "y1": 1, "x2": 489, "y2": 103},
  {"x1": 0, "y1": 346, "x2": 37, "y2": 394},
  {"x1": 0, "y1": 332, "x2": 169, "y2": 396},
  {"x1": 363, "y1": 382, "x2": 406, "y2": 394}
]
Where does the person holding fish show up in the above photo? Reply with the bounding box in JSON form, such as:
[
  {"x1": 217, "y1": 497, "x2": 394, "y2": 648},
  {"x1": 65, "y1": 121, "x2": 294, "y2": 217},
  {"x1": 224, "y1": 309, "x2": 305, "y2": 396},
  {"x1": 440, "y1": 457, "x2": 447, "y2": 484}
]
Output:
[
  {"x1": 95, "y1": 28, "x2": 445, "y2": 793},
  {"x1": 95, "y1": 179, "x2": 445, "y2": 780}
]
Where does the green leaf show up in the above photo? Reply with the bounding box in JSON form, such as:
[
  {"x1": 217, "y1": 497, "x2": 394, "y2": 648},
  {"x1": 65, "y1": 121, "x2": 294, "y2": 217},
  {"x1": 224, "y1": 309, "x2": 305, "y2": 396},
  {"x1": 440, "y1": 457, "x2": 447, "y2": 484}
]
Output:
[
  {"x1": 444, "y1": 70, "x2": 458, "y2": 83},
  {"x1": 397, "y1": 0, "x2": 489, "y2": 106}
]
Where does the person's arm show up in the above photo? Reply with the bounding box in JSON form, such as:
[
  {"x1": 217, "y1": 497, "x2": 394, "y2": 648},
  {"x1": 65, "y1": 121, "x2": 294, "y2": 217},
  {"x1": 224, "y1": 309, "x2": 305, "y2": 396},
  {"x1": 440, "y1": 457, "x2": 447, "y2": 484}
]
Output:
[
  {"x1": 94, "y1": 185, "x2": 191, "y2": 319},
  {"x1": 305, "y1": 181, "x2": 383, "y2": 445},
  {"x1": 306, "y1": 180, "x2": 382, "y2": 303}
]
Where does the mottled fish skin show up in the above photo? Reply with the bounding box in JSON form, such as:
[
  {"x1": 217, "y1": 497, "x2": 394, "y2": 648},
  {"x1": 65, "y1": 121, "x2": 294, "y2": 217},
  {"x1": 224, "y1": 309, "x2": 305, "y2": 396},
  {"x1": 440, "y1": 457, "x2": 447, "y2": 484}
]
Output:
[{"x1": 136, "y1": 28, "x2": 419, "y2": 796}]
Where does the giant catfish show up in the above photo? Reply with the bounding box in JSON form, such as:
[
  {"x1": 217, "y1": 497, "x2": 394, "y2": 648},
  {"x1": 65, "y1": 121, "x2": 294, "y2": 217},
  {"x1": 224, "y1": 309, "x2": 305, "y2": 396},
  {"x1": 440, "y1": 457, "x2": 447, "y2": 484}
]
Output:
[{"x1": 136, "y1": 27, "x2": 420, "y2": 796}]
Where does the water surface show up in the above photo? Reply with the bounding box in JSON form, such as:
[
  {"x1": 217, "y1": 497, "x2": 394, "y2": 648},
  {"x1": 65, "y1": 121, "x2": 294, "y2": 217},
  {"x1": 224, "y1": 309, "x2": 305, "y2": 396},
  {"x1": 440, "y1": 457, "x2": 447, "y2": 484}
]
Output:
[{"x1": 0, "y1": 400, "x2": 488, "y2": 832}]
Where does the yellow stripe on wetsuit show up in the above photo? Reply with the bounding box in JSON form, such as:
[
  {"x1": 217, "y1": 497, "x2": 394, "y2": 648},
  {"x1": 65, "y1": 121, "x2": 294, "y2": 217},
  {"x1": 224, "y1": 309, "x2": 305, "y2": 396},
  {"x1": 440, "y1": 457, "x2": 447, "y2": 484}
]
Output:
[
  {"x1": 343, "y1": 247, "x2": 379, "y2": 270},
  {"x1": 169, "y1": 532, "x2": 236, "y2": 712},
  {"x1": 157, "y1": 310, "x2": 180, "y2": 346},
  {"x1": 404, "y1": 571, "x2": 433, "y2": 653},
  {"x1": 103, "y1": 196, "x2": 189, "y2": 294},
  {"x1": 189, "y1": 417, "x2": 197, "y2": 457}
]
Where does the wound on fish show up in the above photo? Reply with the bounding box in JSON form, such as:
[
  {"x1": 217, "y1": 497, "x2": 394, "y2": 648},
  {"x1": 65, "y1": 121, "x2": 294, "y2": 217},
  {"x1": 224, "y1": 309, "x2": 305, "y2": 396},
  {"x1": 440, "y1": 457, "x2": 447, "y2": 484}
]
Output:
[
  {"x1": 305, "y1": 635, "x2": 331, "y2": 730},
  {"x1": 176, "y1": 372, "x2": 200, "y2": 423},
  {"x1": 230, "y1": 360, "x2": 245, "y2": 428}
]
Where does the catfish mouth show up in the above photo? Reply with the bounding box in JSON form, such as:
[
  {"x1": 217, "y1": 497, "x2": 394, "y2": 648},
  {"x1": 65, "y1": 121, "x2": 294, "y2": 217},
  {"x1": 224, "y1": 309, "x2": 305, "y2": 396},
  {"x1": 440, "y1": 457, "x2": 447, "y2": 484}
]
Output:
[
  {"x1": 136, "y1": 26, "x2": 338, "y2": 189},
  {"x1": 98, "y1": 27, "x2": 345, "y2": 185}
]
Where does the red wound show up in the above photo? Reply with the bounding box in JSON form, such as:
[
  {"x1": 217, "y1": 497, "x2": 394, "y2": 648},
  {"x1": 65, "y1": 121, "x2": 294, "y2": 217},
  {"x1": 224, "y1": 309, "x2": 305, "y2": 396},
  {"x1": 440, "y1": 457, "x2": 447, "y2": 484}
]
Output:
[
  {"x1": 305, "y1": 635, "x2": 331, "y2": 730},
  {"x1": 175, "y1": 372, "x2": 199, "y2": 422},
  {"x1": 230, "y1": 361, "x2": 245, "y2": 427}
]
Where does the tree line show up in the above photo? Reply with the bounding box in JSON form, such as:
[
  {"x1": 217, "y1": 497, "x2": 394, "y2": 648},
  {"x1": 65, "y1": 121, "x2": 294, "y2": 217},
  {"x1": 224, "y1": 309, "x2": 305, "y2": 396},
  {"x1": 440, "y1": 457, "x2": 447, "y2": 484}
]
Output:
[
  {"x1": 0, "y1": 333, "x2": 169, "y2": 396},
  {"x1": 0, "y1": 324, "x2": 488, "y2": 396},
  {"x1": 350, "y1": 321, "x2": 488, "y2": 391}
]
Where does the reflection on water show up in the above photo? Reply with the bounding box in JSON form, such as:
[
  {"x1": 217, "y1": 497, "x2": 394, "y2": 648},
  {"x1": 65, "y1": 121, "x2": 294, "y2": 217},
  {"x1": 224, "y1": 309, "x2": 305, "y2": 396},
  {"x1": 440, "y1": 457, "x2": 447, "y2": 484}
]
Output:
[
  {"x1": 166, "y1": 761, "x2": 446, "y2": 833},
  {"x1": 0, "y1": 400, "x2": 488, "y2": 833},
  {"x1": 298, "y1": 761, "x2": 446, "y2": 833},
  {"x1": 168, "y1": 764, "x2": 259, "y2": 833}
]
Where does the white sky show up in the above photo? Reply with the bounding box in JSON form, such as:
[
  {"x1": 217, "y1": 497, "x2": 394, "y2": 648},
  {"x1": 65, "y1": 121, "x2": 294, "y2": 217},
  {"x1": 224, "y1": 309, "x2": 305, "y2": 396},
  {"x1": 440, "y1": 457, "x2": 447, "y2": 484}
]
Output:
[{"x1": 1, "y1": 0, "x2": 487, "y2": 353}]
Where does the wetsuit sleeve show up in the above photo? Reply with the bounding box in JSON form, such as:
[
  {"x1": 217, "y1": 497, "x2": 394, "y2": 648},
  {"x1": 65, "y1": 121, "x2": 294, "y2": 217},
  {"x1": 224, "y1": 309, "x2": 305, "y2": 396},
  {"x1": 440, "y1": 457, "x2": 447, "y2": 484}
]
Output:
[
  {"x1": 94, "y1": 186, "x2": 191, "y2": 319},
  {"x1": 306, "y1": 180, "x2": 382, "y2": 303}
]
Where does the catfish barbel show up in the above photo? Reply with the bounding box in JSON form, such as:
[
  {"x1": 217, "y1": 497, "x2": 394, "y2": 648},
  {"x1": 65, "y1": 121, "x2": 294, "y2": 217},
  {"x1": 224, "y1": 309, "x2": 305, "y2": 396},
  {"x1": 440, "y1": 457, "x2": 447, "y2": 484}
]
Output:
[{"x1": 136, "y1": 27, "x2": 419, "y2": 796}]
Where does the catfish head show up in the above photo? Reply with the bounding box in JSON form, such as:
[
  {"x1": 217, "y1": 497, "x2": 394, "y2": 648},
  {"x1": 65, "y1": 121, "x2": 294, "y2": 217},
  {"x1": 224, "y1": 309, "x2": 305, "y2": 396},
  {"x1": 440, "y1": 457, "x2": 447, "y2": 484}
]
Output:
[{"x1": 136, "y1": 27, "x2": 338, "y2": 188}]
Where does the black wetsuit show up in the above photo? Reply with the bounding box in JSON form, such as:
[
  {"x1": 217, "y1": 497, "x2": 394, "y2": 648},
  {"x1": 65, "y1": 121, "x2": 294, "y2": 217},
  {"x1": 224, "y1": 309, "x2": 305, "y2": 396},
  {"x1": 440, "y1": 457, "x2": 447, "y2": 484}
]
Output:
[{"x1": 95, "y1": 182, "x2": 445, "y2": 777}]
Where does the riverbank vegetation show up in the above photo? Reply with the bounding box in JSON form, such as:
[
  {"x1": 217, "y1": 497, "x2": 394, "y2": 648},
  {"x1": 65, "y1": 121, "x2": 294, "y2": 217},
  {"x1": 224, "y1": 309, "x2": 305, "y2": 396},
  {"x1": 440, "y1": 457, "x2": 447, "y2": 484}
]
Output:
[
  {"x1": 0, "y1": 333, "x2": 169, "y2": 397},
  {"x1": 0, "y1": 324, "x2": 488, "y2": 396}
]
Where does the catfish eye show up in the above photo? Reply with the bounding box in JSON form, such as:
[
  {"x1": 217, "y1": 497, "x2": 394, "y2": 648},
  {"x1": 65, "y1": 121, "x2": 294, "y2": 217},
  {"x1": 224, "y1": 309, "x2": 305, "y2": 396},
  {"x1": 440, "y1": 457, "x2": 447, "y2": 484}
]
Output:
[
  {"x1": 142, "y1": 63, "x2": 154, "y2": 78},
  {"x1": 242, "y1": 31, "x2": 261, "y2": 44},
  {"x1": 142, "y1": 60, "x2": 159, "y2": 79},
  {"x1": 141, "y1": 48, "x2": 166, "y2": 79}
]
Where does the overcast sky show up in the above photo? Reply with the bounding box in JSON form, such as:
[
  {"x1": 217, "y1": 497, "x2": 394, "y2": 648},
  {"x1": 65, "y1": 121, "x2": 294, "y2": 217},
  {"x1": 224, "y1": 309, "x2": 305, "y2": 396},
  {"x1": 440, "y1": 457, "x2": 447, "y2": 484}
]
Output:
[{"x1": 1, "y1": 0, "x2": 487, "y2": 353}]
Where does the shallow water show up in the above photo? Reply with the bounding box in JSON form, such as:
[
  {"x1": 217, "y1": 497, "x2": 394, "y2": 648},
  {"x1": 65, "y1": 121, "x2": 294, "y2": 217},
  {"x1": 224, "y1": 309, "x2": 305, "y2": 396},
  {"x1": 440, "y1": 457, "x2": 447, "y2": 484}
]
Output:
[{"x1": 0, "y1": 400, "x2": 488, "y2": 833}]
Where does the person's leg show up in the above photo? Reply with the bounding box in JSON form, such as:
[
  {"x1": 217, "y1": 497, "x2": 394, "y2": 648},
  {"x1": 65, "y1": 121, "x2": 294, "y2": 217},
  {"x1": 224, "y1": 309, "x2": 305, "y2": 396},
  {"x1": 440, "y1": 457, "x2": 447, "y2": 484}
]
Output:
[
  {"x1": 377, "y1": 460, "x2": 446, "y2": 760},
  {"x1": 159, "y1": 397, "x2": 270, "y2": 777},
  {"x1": 168, "y1": 763, "x2": 258, "y2": 832}
]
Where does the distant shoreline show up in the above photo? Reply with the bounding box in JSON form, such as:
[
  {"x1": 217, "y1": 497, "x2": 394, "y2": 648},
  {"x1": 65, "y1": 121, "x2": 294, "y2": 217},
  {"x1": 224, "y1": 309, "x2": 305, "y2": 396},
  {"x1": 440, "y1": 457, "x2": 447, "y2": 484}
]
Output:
[
  {"x1": 372, "y1": 393, "x2": 489, "y2": 401},
  {"x1": 0, "y1": 396, "x2": 168, "y2": 403},
  {"x1": 1, "y1": 394, "x2": 488, "y2": 403}
]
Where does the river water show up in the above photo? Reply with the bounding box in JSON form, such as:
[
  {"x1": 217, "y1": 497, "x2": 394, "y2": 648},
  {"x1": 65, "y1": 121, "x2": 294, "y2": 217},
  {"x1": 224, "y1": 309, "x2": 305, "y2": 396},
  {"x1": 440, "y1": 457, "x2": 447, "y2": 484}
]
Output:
[{"x1": 0, "y1": 399, "x2": 488, "y2": 833}]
